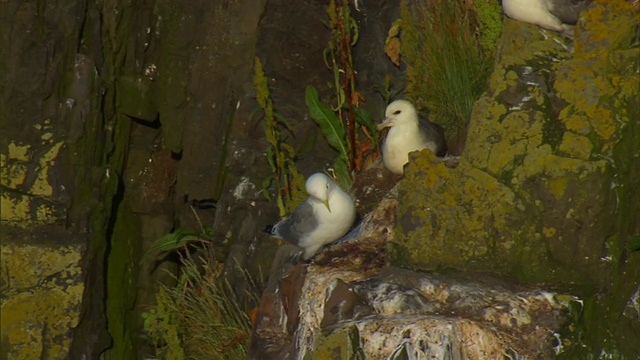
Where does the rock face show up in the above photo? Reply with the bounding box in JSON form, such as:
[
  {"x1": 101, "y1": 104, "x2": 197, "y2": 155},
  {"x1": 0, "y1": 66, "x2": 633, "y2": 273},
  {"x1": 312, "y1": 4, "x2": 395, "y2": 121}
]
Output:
[
  {"x1": 1, "y1": 0, "x2": 270, "y2": 358},
  {"x1": 2, "y1": 0, "x2": 638, "y2": 358},
  {"x1": 1, "y1": 2, "x2": 114, "y2": 358},
  {"x1": 250, "y1": 195, "x2": 578, "y2": 359},
  {"x1": 390, "y1": 0, "x2": 640, "y2": 356}
]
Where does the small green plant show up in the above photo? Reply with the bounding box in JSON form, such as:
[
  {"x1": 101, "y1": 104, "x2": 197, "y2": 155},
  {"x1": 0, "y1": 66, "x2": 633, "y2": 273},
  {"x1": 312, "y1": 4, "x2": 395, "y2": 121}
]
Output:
[
  {"x1": 142, "y1": 287, "x2": 187, "y2": 360},
  {"x1": 387, "y1": 0, "x2": 496, "y2": 139},
  {"x1": 144, "y1": 206, "x2": 216, "y2": 263},
  {"x1": 253, "y1": 57, "x2": 307, "y2": 216},
  {"x1": 142, "y1": 252, "x2": 259, "y2": 360},
  {"x1": 306, "y1": 0, "x2": 379, "y2": 188}
]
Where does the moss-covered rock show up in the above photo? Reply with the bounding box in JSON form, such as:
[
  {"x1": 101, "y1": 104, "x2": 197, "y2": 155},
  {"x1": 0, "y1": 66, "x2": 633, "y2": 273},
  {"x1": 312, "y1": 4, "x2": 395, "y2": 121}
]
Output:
[
  {"x1": 0, "y1": 244, "x2": 84, "y2": 359},
  {"x1": 390, "y1": 0, "x2": 639, "y2": 356}
]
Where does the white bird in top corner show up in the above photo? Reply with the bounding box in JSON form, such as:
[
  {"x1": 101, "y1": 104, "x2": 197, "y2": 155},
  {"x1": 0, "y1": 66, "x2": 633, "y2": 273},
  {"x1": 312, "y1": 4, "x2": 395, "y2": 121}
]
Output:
[
  {"x1": 377, "y1": 100, "x2": 447, "y2": 175},
  {"x1": 501, "y1": 0, "x2": 592, "y2": 35},
  {"x1": 265, "y1": 173, "x2": 356, "y2": 260}
]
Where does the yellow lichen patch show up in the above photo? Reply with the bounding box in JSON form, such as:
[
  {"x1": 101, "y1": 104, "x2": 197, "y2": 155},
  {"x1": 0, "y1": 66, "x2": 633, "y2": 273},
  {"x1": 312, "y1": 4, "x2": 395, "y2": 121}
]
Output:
[
  {"x1": 581, "y1": 0, "x2": 639, "y2": 56},
  {"x1": 587, "y1": 106, "x2": 616, "y2": 141},
  {"x1": 41, "y1": 132, "x2": 54, "y2": 143},
  {"x1": 512, "y1": 145, "x2": 607, "y2": 187},
  {"x1": 492, "y1": 68, "x2": 518, "y2": 96},
  {"x1": 486, "y1": 111, "x2": 544, "y2": 175},
  {"x1": 560, "y1": 109, "x2": 591, "y2": 135},
  {"x1": 1, "y1": 283, "x2": 83, "y2": 360},
  {"x1": 1, "y1": 195, "x2": 60, "y2": 226},
  {"x1": 512, "y1": 145, "x2": 552, "y2": 183},
  {"x1": 612, "y1": 75, "x2": 640, "y2": 104},
  {"x1": 543, "y1": 227, "x2": 557, "y2": 238},
  {"x1": 399, "y1": 157, "x2": 522, "y2": 271},
  {"x1": 410, "y1": 149, "x2": 451, "y2": 188},
  {"x1": 36, "y1": 203, "x2": 59, "y2": 223},
  {"x1": 0, "y1": 154, "x2": 28, "y2": 189},
  {"x1": 7, "y1": 142, "x2": 31, "y2": 161},
  {"x1": 559, "y1": 132, "x2": 593, "y2": 160},
  {"x1": 548, "y1": 177, "x2": 569, "y2": 200},
  {"x1": 1, "y1": 244, "x2": 83, "y2": 289},
  {"x1": 465, "y1": 97, "x2": 508, "y2": 170},
  {"x1": 31, "y1": 141, "x2": 64, "y2": 197},
  {"x1": 0, "y1": 194, "x2": 31, "y2": 225},
  {"x1": 554, "y1": 64, "x2": 595, "y2": 109}
]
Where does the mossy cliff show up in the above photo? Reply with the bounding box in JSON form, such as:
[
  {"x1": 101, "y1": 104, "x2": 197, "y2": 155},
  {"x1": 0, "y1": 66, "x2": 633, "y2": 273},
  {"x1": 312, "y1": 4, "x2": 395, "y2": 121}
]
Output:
[
  {"x1": 1, "y1": 1, "x2": 121, "y2": 358},
  {"x1": 390, "y1": 0, "x2": 639, "y2": 356},
  {"x1": 3, "y1": 0, "x2": 267, "y2": 358}
]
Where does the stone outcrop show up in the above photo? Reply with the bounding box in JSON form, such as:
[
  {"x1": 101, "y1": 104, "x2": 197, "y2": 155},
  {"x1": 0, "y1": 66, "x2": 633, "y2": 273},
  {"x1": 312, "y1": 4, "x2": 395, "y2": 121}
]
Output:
[
  {"x1": 250, "y1": 189, "x2": 578, "y2": 359},
  {"x1": 390, "y1": 0, "x2": 640, "y2": 356}
]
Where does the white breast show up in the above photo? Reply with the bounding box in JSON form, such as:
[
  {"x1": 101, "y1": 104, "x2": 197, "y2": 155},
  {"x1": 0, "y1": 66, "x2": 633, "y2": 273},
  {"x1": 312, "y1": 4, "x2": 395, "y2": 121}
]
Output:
[
  {"x1": 502, "y1": 0, "x2": 567, "y2": 32},
  {"x1": 382, "y1": 124, "x2": 431, "y2": 175}
]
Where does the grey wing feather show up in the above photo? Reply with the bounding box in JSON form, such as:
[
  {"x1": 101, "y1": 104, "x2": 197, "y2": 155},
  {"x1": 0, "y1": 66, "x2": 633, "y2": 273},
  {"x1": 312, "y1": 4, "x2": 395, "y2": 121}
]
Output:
[
  {"x1": 273, "y1": 200, "x2": 318, "y2": 245},
  {"x1": 418, "y1": 116, "x2": 448, "y2": 157},
  {"x1": 549, "y1": 0, "x2": 592, "y2": 25}
]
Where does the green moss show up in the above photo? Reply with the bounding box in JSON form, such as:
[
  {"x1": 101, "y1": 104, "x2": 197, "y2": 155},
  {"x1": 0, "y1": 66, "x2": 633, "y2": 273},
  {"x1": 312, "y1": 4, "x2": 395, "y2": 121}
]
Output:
[
  {"x1": 105, "y1": 201, "x2": 142, "y2": 359},
  {"x1": 474, "y1": 0, "x2": 503, "y2": 54},
  {"x1": 390, "y1": 1, "x2": 638, "y2": 304},
  {"x1": 557, "y1": 2, "x2": 640, "y2": 353}
]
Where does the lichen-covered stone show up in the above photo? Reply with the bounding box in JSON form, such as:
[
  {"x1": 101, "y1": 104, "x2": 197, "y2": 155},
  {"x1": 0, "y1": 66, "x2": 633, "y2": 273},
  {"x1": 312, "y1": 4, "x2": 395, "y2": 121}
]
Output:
[
  {"x1": 391, "y1": 0, "x2": 637, "y2": 286},
  {"x1": 1, "y1": 244, "x2": 84, "y2": 359},
  {"x1": 390, "y1": 0, "x2": 640, "y2": 356},
  {"x1": 251, "y1": 196, "x2": 573, "y2": 359}
]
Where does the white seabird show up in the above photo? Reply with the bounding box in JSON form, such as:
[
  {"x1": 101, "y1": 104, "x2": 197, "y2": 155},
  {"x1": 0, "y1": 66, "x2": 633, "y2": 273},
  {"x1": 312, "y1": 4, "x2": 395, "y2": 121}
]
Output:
[
  {"x1": 377, "y1": 99, "x2": 447, "y2": 175},
  {"x1": 501, "y1": 0, "x2": 592, "y2": 34},
  {"x1": 266, "y1": 173, "x2": 356, "y2": 260}
]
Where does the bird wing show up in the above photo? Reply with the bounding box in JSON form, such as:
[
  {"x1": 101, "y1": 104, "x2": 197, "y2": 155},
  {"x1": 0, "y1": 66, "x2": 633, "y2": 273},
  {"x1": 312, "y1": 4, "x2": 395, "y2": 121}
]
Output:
[
  {"x1": 418, "y1": 116, "x2": 448, "y2": 157},
  {"x1": 272, "y1": 200, "x2": 319, "y2": 245},
  {"x1": 547, "y1": 0, "x2": 591, "y2": 25}
]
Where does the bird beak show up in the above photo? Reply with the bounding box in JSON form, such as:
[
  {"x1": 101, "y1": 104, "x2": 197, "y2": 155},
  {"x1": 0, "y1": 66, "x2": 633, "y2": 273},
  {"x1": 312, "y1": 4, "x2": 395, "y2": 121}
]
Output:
[
  {"x1": 377, "y1": 116, "x2": 394, "y2": 131},
  {"x1": 323, "y1": 199, "x2": 332, "y2": 212}
]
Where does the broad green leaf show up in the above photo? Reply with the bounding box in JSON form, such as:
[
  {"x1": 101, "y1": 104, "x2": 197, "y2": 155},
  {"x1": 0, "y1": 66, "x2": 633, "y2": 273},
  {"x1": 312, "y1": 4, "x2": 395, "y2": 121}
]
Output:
[
  {"x1": 149, "y1": 228, "x2": 202, "y2": 253},
  {"x1": 143, "y1": 228, "x2": 209, "y2": 262},
  {"x1": 333, "y1": 157, "x2": 353, "y2": 189},
  {"x1": 305, "y1": 85, "x2": 348, "y2": 159}
]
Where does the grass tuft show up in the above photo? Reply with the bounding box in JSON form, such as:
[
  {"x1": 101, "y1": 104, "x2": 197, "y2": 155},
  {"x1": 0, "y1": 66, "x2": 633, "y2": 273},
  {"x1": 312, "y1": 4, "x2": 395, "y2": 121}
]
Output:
[
  {"x1": 143, "y1": 251, "x2": 259, "y2": 360},
  {"x1": 398, "y1": 0, "x2": 496, "y2": 138}
]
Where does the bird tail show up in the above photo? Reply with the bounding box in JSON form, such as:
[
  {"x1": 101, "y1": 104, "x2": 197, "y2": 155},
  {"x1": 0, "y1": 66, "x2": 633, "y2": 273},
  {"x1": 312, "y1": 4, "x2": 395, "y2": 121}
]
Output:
[{"x1": 263, "y1": 224, "x2": 276, "y2": 235}]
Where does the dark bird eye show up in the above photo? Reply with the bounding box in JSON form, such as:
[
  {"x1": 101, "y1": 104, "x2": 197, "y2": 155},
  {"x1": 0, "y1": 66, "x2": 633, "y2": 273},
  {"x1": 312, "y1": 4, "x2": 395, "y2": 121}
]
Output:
[{"x1": 393, "y1": 110, "x2": 401, "y2": 115}]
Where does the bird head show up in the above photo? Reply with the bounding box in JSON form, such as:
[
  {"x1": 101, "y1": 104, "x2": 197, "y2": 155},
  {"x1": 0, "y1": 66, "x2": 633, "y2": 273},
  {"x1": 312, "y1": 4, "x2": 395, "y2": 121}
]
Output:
[
  {"x1": 377, "y1": 99, "x2": 418, "y2": 130},
  {"x1": 306, "y1": 173, "x2": 333, "y2": 212}
]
